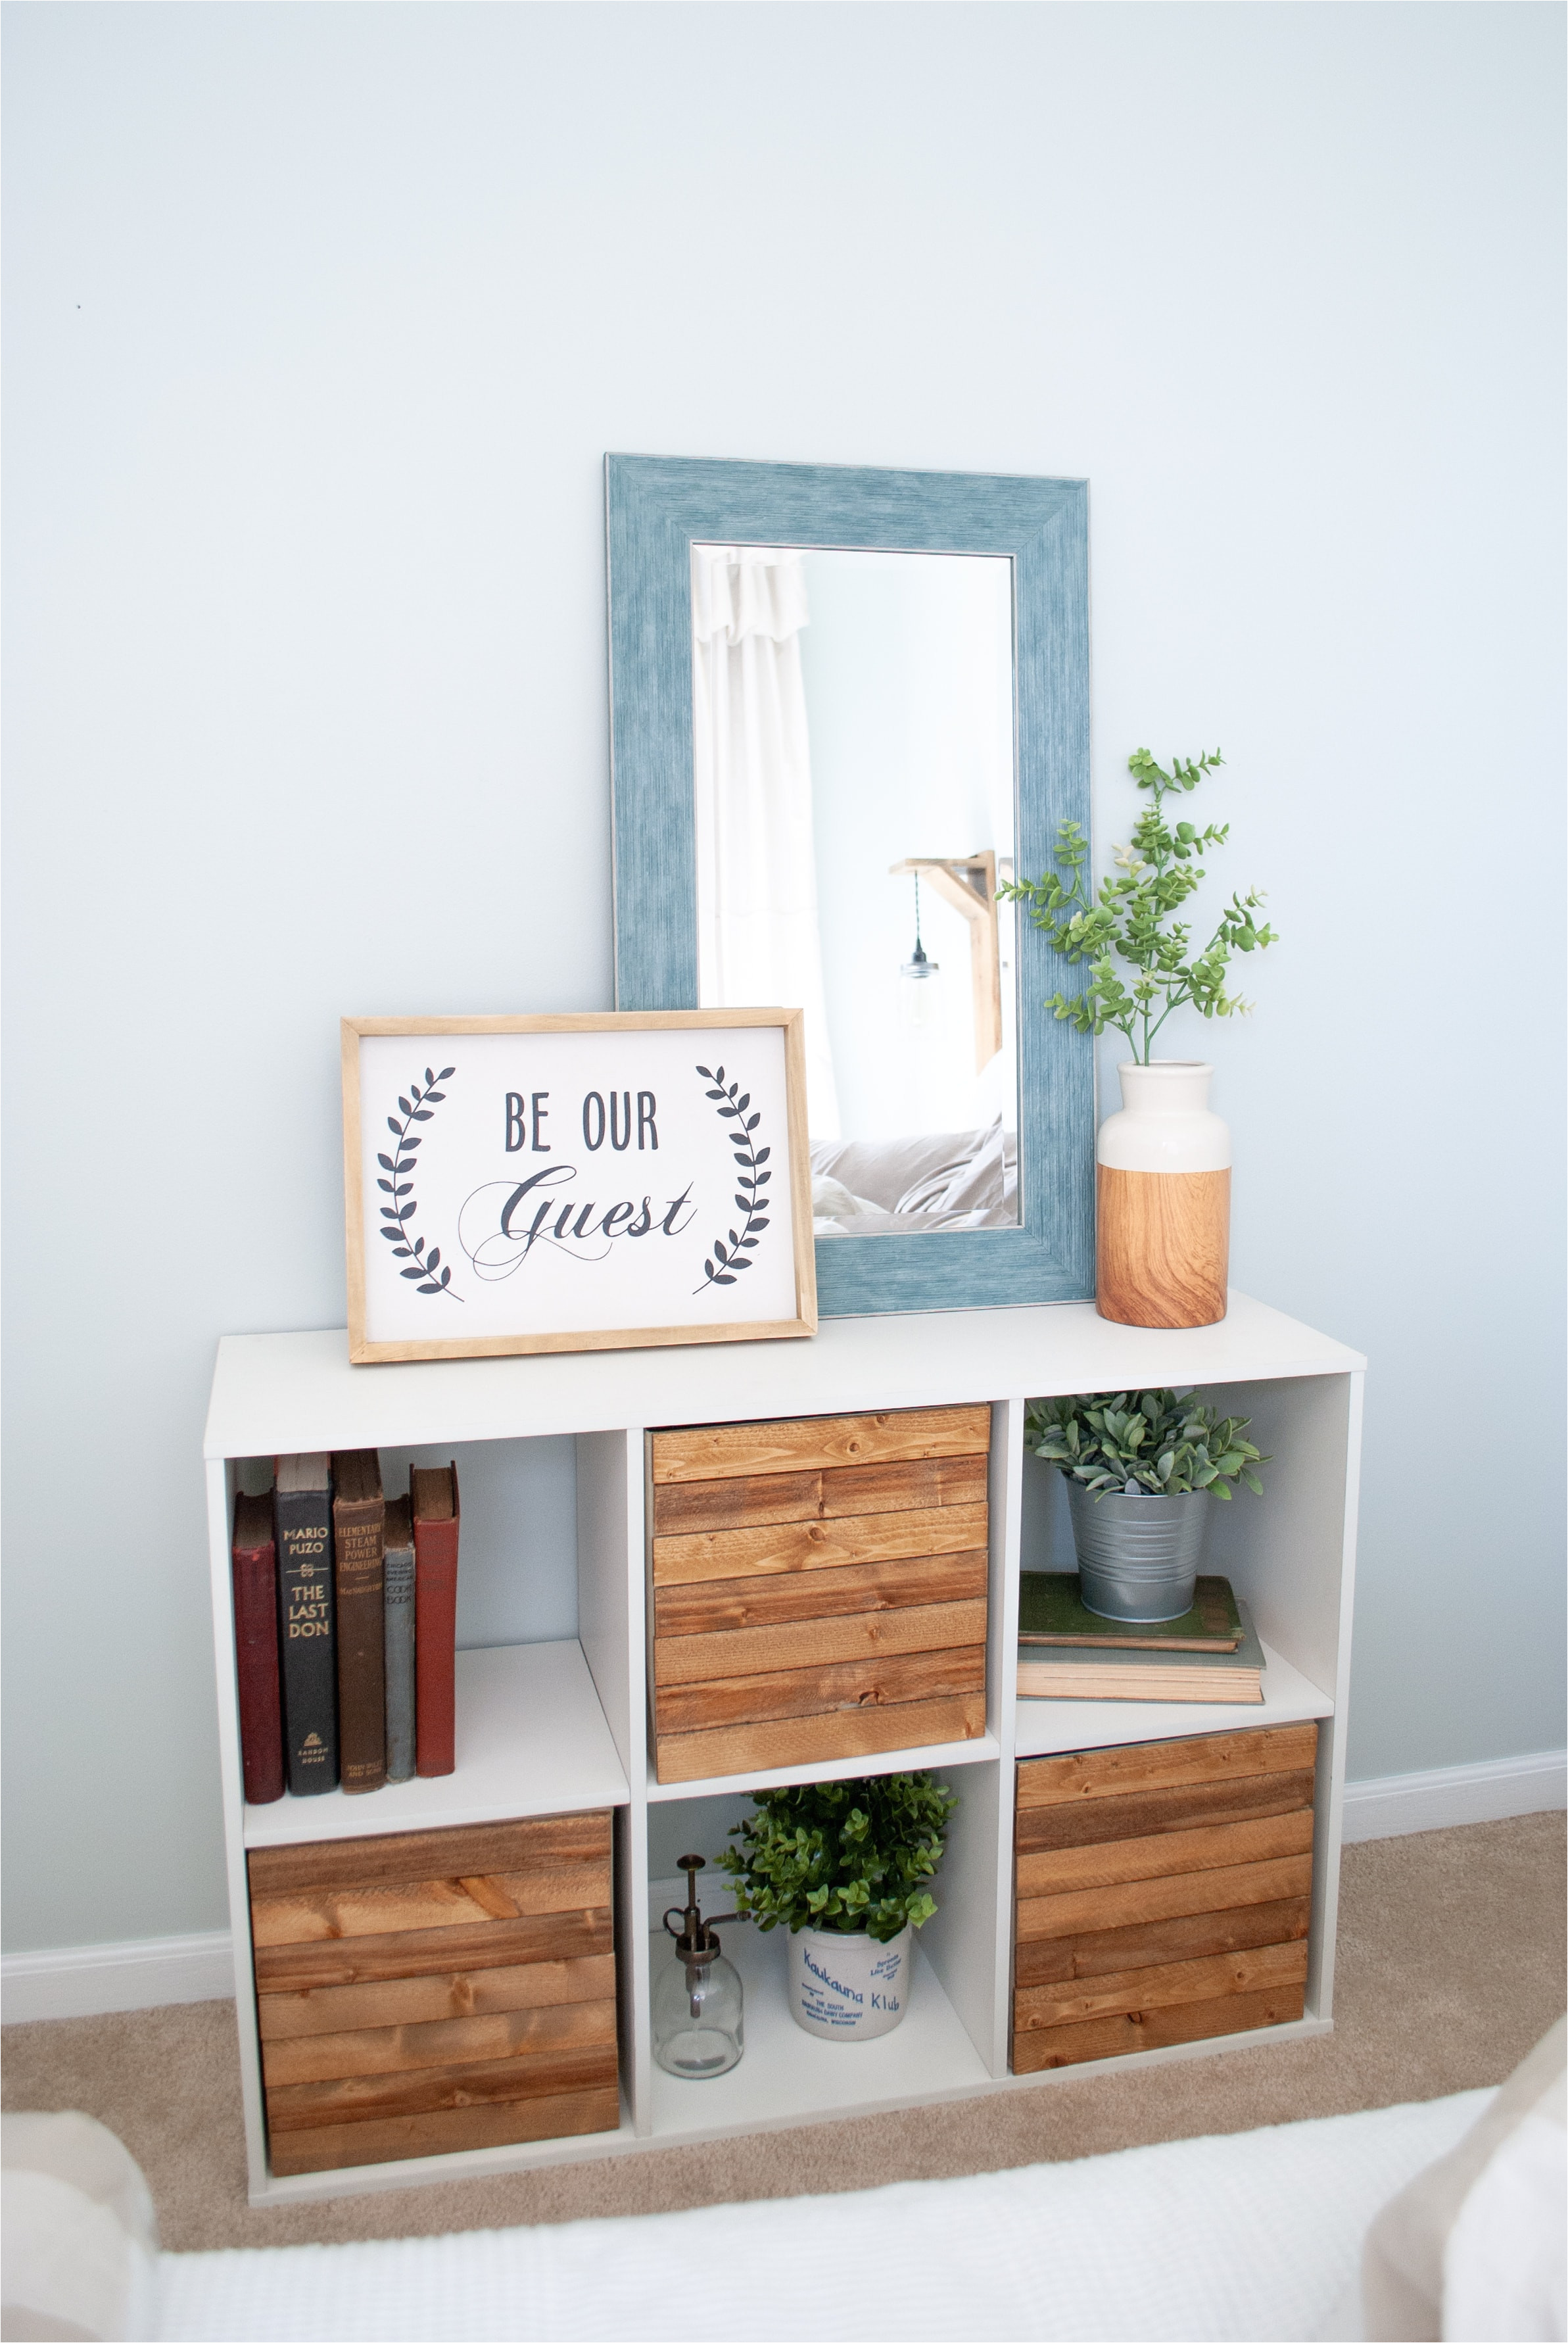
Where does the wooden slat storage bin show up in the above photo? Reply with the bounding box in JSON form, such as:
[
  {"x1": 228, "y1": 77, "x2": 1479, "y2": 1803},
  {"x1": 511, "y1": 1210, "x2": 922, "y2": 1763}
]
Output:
[
  {"x1": 249, "y1": 1812, "x2": 619, "y2": 2175},
  {"x1": 1012, "y1": 1724, "x2": 1317, "y2": 2073},
  {"x1": 649, "y1": 1405, "x2": 991, "y2": 1783}
]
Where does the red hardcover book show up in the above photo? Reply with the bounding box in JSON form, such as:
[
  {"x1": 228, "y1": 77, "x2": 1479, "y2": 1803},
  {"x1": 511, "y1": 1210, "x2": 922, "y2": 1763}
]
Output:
[
  {"x1": 411, "y1": 1462, "x2": 460, "y2": 1777},
  {"x1": 231, "y1": 1491, "x2": 285, "y2": 1804}
]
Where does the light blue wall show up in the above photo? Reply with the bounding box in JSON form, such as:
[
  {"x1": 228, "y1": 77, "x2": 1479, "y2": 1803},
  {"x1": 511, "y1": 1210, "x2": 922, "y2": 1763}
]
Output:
[{"x1": 4, "y1": 2, "x2": 1562, "y2": 1950}]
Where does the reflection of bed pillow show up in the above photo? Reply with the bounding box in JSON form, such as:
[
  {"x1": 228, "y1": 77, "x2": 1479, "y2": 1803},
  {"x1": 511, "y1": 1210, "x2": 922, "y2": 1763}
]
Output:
[
  {"x1": 895, "y1": 1120, "x2": 1017, "y2": 1224},
  {"x1": 811, "y1": 1131, "x2": 990, "y2": 1213},
  {"x1": 811, "y1": 1172, "x2": 879, "y2": 1222}
]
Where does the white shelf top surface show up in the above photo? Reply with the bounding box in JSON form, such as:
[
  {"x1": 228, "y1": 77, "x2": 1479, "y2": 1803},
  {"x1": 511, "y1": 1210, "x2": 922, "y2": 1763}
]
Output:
[
  {"x1": 1012, "y1": 1636, "x2": 1333, "y2": 1761},
  {"x1": 647, "y1": 1920, "x2": 989, "y2": 2141},
  {"x1": 206, "y1": 1292, "x2": 1364, "y2": 1458},
  {"x1": 242, "y1": 1639, "x2": 629, "y2": 1848},
  {"x1": 647, "y1": 1729, "x2": 1001, "y2": 1804}
]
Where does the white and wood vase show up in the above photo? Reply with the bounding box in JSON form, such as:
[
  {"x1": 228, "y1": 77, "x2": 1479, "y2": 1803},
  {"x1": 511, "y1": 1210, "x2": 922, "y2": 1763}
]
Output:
[{"x1": 1096, "y1": 1061, "x2": 1230, "y2": 1328}]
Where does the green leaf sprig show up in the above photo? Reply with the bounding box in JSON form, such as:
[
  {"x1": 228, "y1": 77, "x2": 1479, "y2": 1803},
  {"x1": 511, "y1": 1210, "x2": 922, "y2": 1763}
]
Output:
[
  {"x1": 716, "y1": 1774, "x2": 957, "y2": 1943},
  {"x1": 999, "y1": 748, "x2": 1277, "y2": 1063},
  {"x1": 1026, "y1": 1388, "x2": 1268, "y2": 1501}
]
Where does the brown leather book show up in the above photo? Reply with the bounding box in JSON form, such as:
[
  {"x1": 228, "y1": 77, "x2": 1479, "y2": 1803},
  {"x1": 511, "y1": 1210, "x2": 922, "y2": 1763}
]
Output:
[
  {"x1": 331, "y1": 1449, "x2": 387, "y2": 1793},
  {"x1": 411, "y1": 1462, "x2": 460, "y2": 1778},
  {"x1": 231, "y1": 1491, "x2": 284, "y2": 1804}
]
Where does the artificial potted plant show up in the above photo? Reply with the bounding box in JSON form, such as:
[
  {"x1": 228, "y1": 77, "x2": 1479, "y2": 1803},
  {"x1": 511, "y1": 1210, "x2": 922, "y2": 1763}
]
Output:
[
  {"x1": 1028, "y1": 1388, "x2": 1268, "y2": 1620},
  {"x1": 717, "y1": 1774, "x2": 957, "y2": 2041},
  {"x1": 1002, "y1": 748, "x2": 1277, "y2": 1328}
]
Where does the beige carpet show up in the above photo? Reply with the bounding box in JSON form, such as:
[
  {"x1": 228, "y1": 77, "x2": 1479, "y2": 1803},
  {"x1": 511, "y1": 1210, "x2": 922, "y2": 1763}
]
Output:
[{"x1": 3, "y1": 1814, "x2": 1563, "y2": 2254}]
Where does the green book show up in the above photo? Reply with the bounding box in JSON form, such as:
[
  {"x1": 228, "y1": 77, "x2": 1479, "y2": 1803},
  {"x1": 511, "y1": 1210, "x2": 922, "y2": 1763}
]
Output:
[
  {"x1": 1019, "y1": 1572, "x2": 1243, "y2": 1651},
  {"x1": 1018, "y1": 1601, "x2": 1265, "y2": 1704}
]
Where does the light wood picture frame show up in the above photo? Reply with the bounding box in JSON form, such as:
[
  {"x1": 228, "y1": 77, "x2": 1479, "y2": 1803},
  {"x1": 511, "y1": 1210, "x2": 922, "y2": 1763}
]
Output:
[{"x1": 342, "y1": 1012, "x2": 817, "y2": 1365}]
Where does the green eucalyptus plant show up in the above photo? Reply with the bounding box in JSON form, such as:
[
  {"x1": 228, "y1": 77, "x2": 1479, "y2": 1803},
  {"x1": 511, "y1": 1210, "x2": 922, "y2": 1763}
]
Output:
[
  {"x1": 1000, "y1": 748, "x2": 1277, "y2": 1063},
  {"x1": 716, "y1": 1774, "x2": 957, "y2": 1943},
  {"x1": 1026, "y1": 1388, "x2": 1268, "y2": 1501}
]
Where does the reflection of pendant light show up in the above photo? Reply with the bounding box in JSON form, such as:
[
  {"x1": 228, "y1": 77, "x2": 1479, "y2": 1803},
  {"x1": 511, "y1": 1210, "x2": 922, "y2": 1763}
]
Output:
[{"x1": 900, "y1": 873, "x2": 940, "y2": 1030}]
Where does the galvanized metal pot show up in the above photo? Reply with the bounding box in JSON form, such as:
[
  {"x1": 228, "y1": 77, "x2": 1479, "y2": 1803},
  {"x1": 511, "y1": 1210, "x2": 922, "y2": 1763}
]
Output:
[{"x1": 1065, "y1": 1481, "x2": 1208, "y2": 1622}]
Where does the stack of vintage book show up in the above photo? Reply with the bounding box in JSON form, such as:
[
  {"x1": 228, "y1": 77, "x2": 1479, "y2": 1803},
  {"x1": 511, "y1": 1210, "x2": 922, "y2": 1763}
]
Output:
[
  {"x1": 229, "y1": 1453, "x2": 462, "y2": 1804},
  {"x1": 1016, "y1": 1574, "x2": 1264, "y2": 1704}
]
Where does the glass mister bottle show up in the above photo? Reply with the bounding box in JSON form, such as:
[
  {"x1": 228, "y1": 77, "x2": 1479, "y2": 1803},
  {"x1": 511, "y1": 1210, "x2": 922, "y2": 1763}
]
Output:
[{"x1": 653, "y1": 1855, "x2": 744, "y2": 2079}]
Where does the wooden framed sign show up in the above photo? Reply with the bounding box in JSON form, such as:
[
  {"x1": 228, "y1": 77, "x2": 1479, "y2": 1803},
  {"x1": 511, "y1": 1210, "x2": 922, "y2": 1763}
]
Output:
[{"x1": 342, "y1": 1012, "x2": 816, "y2": 1364}]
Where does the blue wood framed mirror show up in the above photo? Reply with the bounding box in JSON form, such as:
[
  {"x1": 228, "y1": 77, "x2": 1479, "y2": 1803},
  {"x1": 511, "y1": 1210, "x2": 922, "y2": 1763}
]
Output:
[{"x1": 606, "y1": 454, "x2": 1093, "y2": 1317}]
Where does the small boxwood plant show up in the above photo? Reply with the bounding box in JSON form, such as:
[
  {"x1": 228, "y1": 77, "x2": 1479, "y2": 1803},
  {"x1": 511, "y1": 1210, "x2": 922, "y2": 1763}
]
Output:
[
  {"x1": 1027, "y1": 1388, "x2": 1268, "y2": 1500},
  {"x1": 716, "y1": 1773, "x2": 957, "y2": 1943}
]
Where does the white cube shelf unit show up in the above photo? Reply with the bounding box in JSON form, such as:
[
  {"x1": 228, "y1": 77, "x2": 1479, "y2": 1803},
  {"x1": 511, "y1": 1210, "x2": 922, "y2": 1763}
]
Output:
[{"x1": 204, "y1": 1290, "x2": 1363, "y2": 2206}]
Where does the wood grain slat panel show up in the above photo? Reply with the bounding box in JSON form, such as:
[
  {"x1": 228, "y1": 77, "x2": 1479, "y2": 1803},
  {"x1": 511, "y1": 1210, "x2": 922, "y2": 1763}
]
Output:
[
  {"x1": 1016, "y1": 1725, "x2": 1319, "y2": 1810},
  {"x1": 1016, "y1": 1853, "x2": 1314, "y2": 1941},
  {"x1": 1014, "y1": 1939, "x2": 1309, "y2": 2031},
  {"x1": 653, "y1": 1600, "x2": 988, "y2": 1686},
  {"x1": 251, "y1": 1862, "x2": 611, "y2": 1948},
  {"x1": 1011, "y1": 1982, "x2": 1306, "y2": 2073},
  {"x1": 650, "y1": 1407, "x2": 991, "y2": 1484},
  {"x1": 1015, "y1": 1770, "x2": 1315, "y2": 1855},
  {"x1": 262, "y1": 1996, "x2": 617, "y2": 2087},
  {"x1": 265, "y1": 2041, "x2": 618, "y2": 2131},
  {"x1": 247, "y1": 1813, "x2": 610, "y2": 1897},
  {"x1": 257, "y1": 1955, "x2": 617, "y2": 2041},
  {"x1": 654, "y1": 1552, "x2": 987, "y2": 1638},
  {"x1": 267, "y1": 2085, "x2": 622, "y2": 2175},
  {"x1": 253, "y1": 1908, "x2": 613, "y2": 1993},
  {"x1": 1012, "y1": 1897, "x2": 1312, "y2": 1990},
  {"x1": 1016, "y1": 1810, "x2": 1314, "y2": 1898},
  {"x1": 655, "y1": 1645, "x2": 985, "y2": 1737},
  {"x1": 655, "y1": 1691, "x2": 986, "y2": 1784},
  {"x1": 653, "y1": 1504, "x2": 987, "y2": 1589},
  {"x1": 650, "y1": 1454, "x2": 990, "y2": 1536}
]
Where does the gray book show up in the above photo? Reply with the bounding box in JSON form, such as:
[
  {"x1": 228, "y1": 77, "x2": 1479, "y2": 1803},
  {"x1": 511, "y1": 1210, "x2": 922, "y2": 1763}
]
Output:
[{"x1": 383, "y1": 1496, "x2": 416, "y2": 1782}]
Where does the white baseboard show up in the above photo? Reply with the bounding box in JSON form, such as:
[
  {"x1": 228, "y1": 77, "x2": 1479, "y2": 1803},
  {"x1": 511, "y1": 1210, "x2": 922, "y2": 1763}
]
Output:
[
  {"x1": 5, "y1": 1755, "x2": 1563, "y2": 2022},
  {"x1": 1, "y1": 1930, "x2": 235, "y2": 2025},
  {"x1": 1341, "y1": 1749, "x2": 1567, "y2": 1843}
]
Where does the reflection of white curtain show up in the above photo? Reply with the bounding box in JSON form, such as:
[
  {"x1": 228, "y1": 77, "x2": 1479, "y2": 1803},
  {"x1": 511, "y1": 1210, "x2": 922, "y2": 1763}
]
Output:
[{"x1": 692, "y1": 545, "x2": 841, "y2": 1138}]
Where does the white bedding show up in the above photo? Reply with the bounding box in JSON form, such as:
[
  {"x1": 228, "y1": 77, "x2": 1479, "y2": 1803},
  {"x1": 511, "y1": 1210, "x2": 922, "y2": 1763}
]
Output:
[
  {"x1": 812, "y1": 1119, "x2": 1018, "y2": 1234},
  {"x1": 155, "y1": 2089, "x2": 1493, "y2": 2343}
]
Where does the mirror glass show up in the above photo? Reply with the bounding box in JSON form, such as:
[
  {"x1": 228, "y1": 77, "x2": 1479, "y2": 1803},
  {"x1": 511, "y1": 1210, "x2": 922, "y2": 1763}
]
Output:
[{"x1": 691, "y1": 544, "x2": 1019, "y2": 1237}]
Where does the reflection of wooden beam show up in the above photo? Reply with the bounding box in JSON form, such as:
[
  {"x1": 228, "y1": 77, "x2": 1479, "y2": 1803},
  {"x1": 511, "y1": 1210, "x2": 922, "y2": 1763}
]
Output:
[{"x1": 890, "y1": 852, "x2": 1001, "y2": 1070}]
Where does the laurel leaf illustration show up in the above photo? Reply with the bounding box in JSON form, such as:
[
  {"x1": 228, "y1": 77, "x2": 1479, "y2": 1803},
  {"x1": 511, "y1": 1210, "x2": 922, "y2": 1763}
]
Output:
[
  {"x1": 418, "y1": 1281, "x2": 440, "y2": 1294},
  {"x1": 427, "y1": 1247, "x2": 440, "y2": 1272},
  {"x1": 400, "y1": 1265, "x2": 426, "y2": 1280},
  {"x1": 377, "y1": 1178, "x2": 394, "y2": 1195},
  {"x1": 425, "y1": 1067, "x2": 435, "y2": 1086},
  {"x1": 714, "y1": 1272, "x2": 736, "y2": 1285},
  {"x1": 398, "y1": 1096, "x2": 412, "y2": 1115},
  {"x1": 412, "y1": 1234, "x2": 425, "y2": 1253},
  {"x1": 754, "y1": 1146, "x2": 771, "y2": 1165},
  {"x1": 439, "y1": 1066, "x2": 455, "y2": 1080},
  {"x1": 412, "y1": 1109, "x2": 433, "y2": 1121},
  {"x1": 377, "y1": 1153, "x2": 396, "y2": 1172},
  {"x1": 745, "y1": 1113, "x2": 760, "y2": 1131}
]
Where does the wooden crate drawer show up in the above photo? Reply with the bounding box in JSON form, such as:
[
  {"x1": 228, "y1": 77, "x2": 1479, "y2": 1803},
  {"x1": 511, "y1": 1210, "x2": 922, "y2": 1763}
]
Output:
[
  {"x1": 1011, "y1": 1724, "x2": 1317, "y2": 2073},
  {"x1": 650, "y1": 1406, "x2": 991, "y2": 1783},
  {"x1": 249, "y1": 1811, "x2": 619, "y2": 2174}
]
